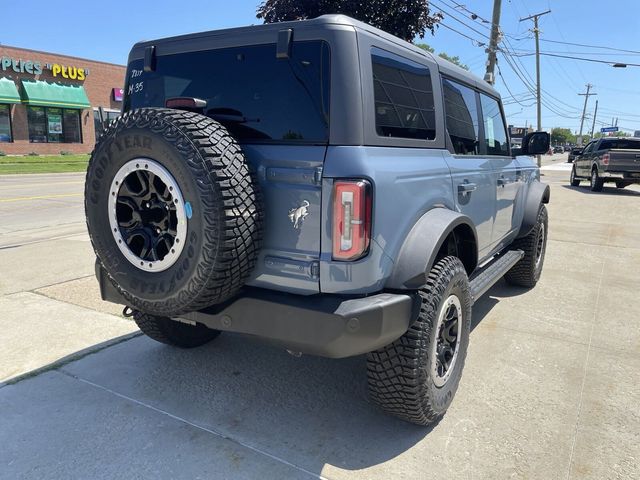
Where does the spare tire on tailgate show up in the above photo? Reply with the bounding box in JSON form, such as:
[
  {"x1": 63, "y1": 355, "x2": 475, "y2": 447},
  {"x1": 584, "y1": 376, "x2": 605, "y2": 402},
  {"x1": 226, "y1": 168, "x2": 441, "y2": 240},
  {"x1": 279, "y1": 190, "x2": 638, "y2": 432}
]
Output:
[{"x1": 85, "y1": 108, "x2": 262, "y2": 316}]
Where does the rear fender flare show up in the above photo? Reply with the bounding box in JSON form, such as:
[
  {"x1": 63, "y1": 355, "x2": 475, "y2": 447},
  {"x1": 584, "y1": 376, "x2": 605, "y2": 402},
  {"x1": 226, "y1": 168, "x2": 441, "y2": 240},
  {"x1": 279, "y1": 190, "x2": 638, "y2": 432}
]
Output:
[
  {"x1": 386, "y1": 208, "x2": 478, "y2": 290},
  {"x1": 517, "y1": 182, "x2": 550, "y2": 238}
]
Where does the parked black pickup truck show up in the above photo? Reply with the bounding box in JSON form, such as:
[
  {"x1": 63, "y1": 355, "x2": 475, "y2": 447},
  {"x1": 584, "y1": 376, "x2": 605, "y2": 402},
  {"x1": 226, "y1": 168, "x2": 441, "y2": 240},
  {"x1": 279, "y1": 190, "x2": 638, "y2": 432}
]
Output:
[{"x1": 570, "y1": 137, "x2": 640, "y2": 191}]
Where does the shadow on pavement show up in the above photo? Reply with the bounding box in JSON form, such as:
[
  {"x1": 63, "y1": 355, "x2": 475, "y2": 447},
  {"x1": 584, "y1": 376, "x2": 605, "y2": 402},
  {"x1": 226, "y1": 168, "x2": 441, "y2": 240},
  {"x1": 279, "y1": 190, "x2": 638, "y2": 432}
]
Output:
[
  {"x1": 2, "y1": 279, "x2": 520, "y2": 476},
  {"x1": 561, "y1": 184, "x2": 640, "y2": 197}
]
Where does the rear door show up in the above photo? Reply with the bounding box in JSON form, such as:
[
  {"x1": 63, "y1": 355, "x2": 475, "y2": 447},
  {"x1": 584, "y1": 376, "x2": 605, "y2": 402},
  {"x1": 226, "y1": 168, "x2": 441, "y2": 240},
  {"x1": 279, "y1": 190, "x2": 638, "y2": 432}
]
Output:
[
  {"x1": 441, "y1": 78, "x2": 496, "y2": 259},
  {"x1": 478, "y1": 92, "x2": 520, "y2": 244}
]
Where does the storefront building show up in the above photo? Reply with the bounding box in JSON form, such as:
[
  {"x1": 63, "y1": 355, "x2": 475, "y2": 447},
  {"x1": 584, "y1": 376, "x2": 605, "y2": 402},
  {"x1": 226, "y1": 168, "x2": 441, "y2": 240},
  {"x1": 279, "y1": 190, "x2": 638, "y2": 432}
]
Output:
[{"x1": 0, "y1": 45, "x2": 125, "y2": 155}]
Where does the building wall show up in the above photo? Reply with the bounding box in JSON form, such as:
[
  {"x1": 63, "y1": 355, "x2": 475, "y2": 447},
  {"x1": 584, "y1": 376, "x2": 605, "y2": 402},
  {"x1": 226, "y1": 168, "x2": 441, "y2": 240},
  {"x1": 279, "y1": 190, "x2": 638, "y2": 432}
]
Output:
[{"x1": 0, "y1": 45, "x2": 126, "y2": 155}]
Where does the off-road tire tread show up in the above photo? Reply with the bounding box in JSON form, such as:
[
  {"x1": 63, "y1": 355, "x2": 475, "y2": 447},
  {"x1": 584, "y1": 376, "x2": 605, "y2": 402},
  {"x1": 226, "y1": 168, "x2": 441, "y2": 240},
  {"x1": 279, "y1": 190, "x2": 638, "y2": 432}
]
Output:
[
  {"x1": 505, "y1": 205, "x2": 548, "y2": 287},
  {"x1": 366, "y1": 256, "x2": 471, "y2": 426},
  {"x1": 86, "y1": 108, "x2": 263, "y2": 316},
  {"x1": 133, "y1": 311, "x2": 220, "y2": 348}
]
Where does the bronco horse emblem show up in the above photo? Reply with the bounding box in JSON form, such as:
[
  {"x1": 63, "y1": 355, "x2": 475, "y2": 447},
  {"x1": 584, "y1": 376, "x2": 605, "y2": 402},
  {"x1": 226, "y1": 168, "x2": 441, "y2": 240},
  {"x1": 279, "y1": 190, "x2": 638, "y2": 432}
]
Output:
[{"x1": 288, "y1": 200, "x2": 310, "y2": 229}]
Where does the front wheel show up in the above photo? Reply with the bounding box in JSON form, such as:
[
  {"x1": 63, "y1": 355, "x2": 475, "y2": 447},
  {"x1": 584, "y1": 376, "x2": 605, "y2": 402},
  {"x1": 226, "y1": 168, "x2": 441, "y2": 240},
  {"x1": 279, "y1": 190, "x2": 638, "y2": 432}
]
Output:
[
  {"x1": 505, "y1": 205, "x2": 548, "y2": 288},
  {"x1": 367, "y1": 256, "x2": 472, "y2": 426},
  {"x1": 570, "y1": 166, "x2": 580, "y2": 187}
]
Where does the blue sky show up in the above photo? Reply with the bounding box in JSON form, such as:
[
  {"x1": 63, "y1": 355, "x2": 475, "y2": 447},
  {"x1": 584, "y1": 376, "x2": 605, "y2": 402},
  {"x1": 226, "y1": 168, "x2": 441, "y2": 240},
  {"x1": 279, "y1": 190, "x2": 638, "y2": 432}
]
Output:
[{"x1": 4, "y1": 0, "x2": 639, "y2": 134}]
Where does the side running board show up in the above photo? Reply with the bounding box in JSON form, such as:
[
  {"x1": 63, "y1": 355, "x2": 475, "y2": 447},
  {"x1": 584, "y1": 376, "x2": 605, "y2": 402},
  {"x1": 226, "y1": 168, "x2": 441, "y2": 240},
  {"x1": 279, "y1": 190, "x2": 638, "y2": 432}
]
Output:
[{"x1": 469, "y1": 250, "x2": 524, "y2": 303}]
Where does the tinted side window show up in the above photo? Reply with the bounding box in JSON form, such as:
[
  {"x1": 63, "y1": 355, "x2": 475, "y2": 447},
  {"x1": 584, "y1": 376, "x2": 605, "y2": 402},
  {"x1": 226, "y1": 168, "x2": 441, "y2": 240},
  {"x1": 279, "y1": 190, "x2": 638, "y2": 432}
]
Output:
[
  {"x1": 582, "y1": 143, "x2": 594, "y2": 154},
  {"x1": 480, "y1": 93, "x2": 509, "y2": 156},
  {"x1": 442, "y1": 79, "x2": 479, "y2": 155},
  {"x1": 371, "y1": 47, "x2": 435, "y2": 140},
  {"x1": 126, "y1": 41, "x2": 330, "y2": 143}
]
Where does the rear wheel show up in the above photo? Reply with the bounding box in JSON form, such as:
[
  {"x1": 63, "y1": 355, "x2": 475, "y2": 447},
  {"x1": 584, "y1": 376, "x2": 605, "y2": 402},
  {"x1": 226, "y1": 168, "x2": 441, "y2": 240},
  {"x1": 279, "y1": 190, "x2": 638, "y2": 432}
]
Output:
[
  {"x1": 570, "y1": 166, "x2": 580, "y2": 187},
  {"x1": 590, "y1": 168, "x2": 604, "y2": 192},
  {"x1": 367, "y1": 256, "x2": 471, "y2": 426},
  {"x1": 133, "y1": 311, "x2": 220, "y2": 348}
]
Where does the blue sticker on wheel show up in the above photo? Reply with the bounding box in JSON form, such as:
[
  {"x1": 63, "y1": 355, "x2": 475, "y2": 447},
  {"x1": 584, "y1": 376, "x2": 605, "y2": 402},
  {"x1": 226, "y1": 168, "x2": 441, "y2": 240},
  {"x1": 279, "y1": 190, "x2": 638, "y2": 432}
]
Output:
[{"x1": 185, "y1": 201, "x2": 193, "y2": 219}]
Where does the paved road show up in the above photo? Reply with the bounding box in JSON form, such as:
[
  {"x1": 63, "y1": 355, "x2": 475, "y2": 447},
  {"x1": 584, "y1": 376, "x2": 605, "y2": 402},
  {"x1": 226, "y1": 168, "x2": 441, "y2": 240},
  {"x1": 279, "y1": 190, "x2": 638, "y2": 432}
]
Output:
[{"x1": 1, "y1": 170, "x2": 639, "y2": 479}]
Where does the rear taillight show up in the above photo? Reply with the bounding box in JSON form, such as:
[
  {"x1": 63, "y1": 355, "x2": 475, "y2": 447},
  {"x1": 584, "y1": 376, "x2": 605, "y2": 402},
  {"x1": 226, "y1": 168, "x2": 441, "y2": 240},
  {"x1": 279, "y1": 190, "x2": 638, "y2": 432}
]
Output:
[
  {"x1": 602, "y1": 153, "x2": 610, "y2": 165},
  {"x1": 332, "y1": 180, "x2": 372, "y2": 261}
]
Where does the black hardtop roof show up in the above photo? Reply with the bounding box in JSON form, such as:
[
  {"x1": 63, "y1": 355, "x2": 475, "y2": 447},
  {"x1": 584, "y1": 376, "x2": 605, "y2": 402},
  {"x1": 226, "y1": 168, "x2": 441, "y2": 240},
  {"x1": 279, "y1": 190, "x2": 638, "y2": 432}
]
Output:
[{"x1": 131, "y1": 14, "x2": 499, "y2": 98}]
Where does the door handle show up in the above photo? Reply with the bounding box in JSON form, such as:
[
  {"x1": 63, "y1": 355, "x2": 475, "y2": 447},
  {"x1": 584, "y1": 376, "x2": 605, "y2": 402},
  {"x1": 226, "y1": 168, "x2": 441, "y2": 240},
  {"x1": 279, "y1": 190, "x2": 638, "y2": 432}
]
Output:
[{"x1": 458, "y1": 182, "x2": 477, "y2": 193}]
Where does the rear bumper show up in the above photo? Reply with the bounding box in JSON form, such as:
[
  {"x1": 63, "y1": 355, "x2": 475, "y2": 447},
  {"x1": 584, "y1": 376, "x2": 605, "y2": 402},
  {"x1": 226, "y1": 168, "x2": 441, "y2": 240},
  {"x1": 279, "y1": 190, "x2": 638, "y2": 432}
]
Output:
[
  {"x1": 96, "y1": 262, "x2": 418, "y2": 358},
  {"x1": 601, "y1": 170, "x2": 640, "y2": 180}
]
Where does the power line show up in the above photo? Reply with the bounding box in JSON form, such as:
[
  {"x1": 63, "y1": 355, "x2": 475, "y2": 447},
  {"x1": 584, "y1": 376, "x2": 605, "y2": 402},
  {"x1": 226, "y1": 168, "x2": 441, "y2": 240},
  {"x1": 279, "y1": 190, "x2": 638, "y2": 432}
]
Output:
[
  {"x1": 430, "y1": 0, "x2": 490, "y2": 41},
  {"x1": 497, "y1": 65, "x2": 532, "y2": 106},
  {"x1": 437, "y1": 21, "x2": 486, "y2": 45},
  {"x1": 510, "y1": 49, "x2": 640, "y2": 56},
  {"x1": 511, "y1": 52, "x2": 640, "y2": 67},
  {"x1": 538, "y1": 38, "x2": 640, "y2": 55}
]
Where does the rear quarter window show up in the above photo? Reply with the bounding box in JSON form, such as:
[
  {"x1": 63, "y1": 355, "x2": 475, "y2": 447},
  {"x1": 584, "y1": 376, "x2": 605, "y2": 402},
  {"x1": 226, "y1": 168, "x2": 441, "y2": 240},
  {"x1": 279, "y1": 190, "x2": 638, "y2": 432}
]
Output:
[
  {"x1": 124, "y1": 41, "x2": 330, "y2": 144},
  {"x1": 371, "y1": 47, "x2": 436, "y2": 140}
]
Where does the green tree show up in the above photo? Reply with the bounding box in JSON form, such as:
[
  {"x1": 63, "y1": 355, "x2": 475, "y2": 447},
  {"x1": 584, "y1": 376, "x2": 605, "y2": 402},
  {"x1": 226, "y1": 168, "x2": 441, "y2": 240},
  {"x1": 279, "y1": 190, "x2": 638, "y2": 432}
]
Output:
[
  {"x1": 415, "y1": 43, "x2": 435, "y2": 53},
  {"x1": 550, "y1": 127, "x2": 576, "y2": 145},
  {"x1": 256, "y1": 0, "x2": 443, "y2": 42},
  {"x1": 415, "y1": 43, "x2": 469, "y2": 70},
  {"x1": 594, "y1": 130, "x2": 630, "y2": 139},
  {"x1": 438, "y1": 52, "x2": 469, "y2": 70}
]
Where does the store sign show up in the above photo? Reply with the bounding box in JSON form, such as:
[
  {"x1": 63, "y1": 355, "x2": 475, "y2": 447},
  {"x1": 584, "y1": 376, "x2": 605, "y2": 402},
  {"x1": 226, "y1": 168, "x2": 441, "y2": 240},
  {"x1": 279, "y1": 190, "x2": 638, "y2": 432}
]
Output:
[
  {"x1": 1, "y1": 57, "x2": 43, "y2": 74},
  {"x1": 0, "y1": 56, "x2": 88, "y2": 80},
  {"x1": 46, "y1": 63, "x2": 88, "y2": 81},
  {"x1": 112, "y1": 88, "x2": 124, "y2": 102}
]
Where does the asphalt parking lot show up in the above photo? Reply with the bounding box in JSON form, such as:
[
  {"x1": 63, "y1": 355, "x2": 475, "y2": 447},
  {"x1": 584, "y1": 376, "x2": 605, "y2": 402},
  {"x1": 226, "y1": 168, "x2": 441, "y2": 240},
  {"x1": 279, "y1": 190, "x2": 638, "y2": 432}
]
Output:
[{"x1": 1, "y1": 155, "x2": 639, "y2": 479}]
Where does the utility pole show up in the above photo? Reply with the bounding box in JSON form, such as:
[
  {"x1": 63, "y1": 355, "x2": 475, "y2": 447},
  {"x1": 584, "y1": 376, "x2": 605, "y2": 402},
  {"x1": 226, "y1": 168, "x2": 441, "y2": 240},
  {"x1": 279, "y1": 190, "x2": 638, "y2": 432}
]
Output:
[
  {"x1": 520, "y1": 10, "x2": 550, "y2": 167},
  {"x1": 484, "y1": 0, "x2": 502, "y2": 85},
  {"x1": 577, "y1": 84, "x2": 596, "y2": 146},
  {"x1": 590, "y1": 100, "x2": 599, "y2": 139}
]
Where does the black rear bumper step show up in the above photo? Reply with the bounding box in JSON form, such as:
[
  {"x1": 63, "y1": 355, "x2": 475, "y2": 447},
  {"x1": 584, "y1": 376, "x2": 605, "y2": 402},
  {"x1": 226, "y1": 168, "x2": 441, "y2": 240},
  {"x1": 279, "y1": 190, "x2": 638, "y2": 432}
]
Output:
[
  {"x1": 178, "y1": 289, "x2": 417, "y2": 358},
  {"x1": 469, "y1": 250, "x2": 524, "y2": 303},
  {"x1": 96, "y1": 260, "x2": 417, "y2": 358}
]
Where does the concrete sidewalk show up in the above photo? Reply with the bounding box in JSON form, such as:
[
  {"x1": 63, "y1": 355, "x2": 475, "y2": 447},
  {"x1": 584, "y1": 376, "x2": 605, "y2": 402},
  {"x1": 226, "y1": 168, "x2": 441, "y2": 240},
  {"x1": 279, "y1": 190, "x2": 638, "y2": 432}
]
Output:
[{"x1": 0, "y1": 170, "x2": 639, "y2": 479}]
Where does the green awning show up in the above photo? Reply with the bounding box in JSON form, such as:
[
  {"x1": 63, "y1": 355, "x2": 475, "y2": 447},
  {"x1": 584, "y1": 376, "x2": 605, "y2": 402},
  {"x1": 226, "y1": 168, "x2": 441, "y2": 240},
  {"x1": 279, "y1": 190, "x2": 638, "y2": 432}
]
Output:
[
  {"x1": 0, "y1": 77, "x2": 21, "y2": 103},
  {"x1": 21, "y1": 79, "x2": 90, "y2": 109}
]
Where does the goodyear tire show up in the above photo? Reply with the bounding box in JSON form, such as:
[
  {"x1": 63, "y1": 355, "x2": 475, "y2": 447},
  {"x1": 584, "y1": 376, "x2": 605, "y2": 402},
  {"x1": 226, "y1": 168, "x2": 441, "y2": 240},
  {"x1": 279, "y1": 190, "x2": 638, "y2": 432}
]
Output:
[
  {"x1": 85, "y1": 108, "x2": 262, "y2": 316},
  {"x1": 367, "y1": 256, "x2": 472, "y2": 426}
]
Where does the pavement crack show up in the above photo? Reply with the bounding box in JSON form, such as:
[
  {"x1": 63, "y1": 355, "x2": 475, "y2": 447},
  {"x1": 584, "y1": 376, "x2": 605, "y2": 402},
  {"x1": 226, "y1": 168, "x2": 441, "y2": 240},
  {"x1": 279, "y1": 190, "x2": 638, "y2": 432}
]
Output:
[
  {"x1": 564, "y1": 247, "x2": 607, "y2": 479},
  {"x1": 57, "y1": 370, "x2": 327, "y2": 480}
]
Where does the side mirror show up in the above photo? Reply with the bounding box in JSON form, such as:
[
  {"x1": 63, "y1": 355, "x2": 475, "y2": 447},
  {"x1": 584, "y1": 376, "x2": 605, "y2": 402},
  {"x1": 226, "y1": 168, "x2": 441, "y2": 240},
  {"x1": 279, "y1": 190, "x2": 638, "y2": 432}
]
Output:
[{"x1": 520, "y1": 131, "x2": 550, "y2": 155}]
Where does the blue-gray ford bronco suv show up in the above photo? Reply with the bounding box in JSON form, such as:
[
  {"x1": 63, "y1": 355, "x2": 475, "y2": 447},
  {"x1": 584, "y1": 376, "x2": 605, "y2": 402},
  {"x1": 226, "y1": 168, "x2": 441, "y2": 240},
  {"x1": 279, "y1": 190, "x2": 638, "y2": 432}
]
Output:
[{"x1": 86, "y1": 15, "x2": 550, "y2": 426}]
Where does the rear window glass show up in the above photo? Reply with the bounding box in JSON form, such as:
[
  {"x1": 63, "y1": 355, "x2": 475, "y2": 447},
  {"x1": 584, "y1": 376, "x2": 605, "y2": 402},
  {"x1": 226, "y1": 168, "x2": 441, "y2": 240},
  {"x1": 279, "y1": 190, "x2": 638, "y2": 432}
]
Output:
[
  {"x1": 599, "y1": 139, "x2": 640, "y2": 150},
  {"x1": 125, "y1": 41, "x2": 330, "y2": 143},
  {"x1": 371, "y1": 47, "x2": 435, "y2": 140}
]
